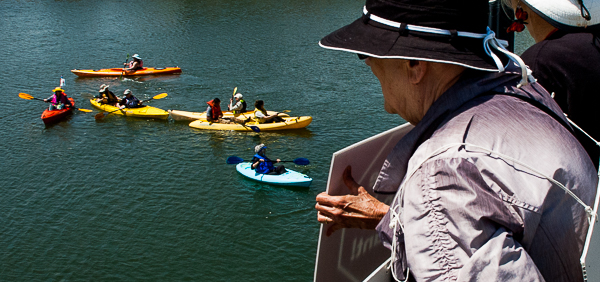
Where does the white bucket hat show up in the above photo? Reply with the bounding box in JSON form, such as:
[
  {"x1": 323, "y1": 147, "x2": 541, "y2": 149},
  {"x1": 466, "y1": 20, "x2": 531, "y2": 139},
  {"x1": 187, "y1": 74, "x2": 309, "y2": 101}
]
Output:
[
  {"x1": 255, "y1": 144, "x2": 267, "y2": 154},
  {"x1": 132, "y1": 54, "x2": 142, "y2": 60},
  {"x1": 523, "y1": 0, "x2": 600, "y2": 30},
  {"x1": 234, "y1": 93, "x2": 243, "y2": 99}
]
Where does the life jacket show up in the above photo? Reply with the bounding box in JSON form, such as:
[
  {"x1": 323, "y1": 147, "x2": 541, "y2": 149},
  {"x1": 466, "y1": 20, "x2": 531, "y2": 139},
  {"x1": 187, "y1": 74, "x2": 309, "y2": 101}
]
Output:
[
  {"x1": 123, "y1": 96, "x2": 142, "y2": 108},
  {"x1": 253, "y1": 108, "x2": 268, "y2": 123},
  {"x1": 102, "y1": 90, "x2": 119, "y2": 103},
  {"x1": 253, "y1": 154, "x2": 274, "y2": 174},
  {"x1": 128, "y1": 59, "x2": 144, "y2": 70},
  {"x1": 233, "y1": 99, "x2": 247, "y2": 114},
  {"x1": 207, "y1": 99, "x2": 223, "y2": 120},
  {"x1": 51, "y1": 92, "x2": 69, "y2": 105}
]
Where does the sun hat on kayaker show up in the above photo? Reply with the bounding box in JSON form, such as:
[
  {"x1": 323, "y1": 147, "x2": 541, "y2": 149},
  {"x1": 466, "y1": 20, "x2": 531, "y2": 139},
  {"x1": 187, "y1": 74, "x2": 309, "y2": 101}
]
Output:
[
  {"x1": 234, "y1": 93, "x2": 243, "y2": 99},
  {"x1": 510, "y1": 0, "x2": 600, "y2": 31},
  {"x1": 319, "y1": 0, "x2": 515, "y2": 72},
  {"x1": 255, "y1": 144, "x2": 267, "y2": 154},
  {"x1": 132, "y1": 54, "x2": 142, "y2": 60},
  {"x1": 124, "y1": 89, "x2": 132, "y2": 95},
  {"x1": 99, "y1": 84, "x2": 109, "y2": 92},
  {"x1": 52, "y1": 87, "x2": 64, "y2": 93}
]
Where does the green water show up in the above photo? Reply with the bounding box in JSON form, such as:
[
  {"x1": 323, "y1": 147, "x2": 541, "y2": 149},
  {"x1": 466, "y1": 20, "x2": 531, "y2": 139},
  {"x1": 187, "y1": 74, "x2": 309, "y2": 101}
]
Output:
[{"x1": 0, "y1": 0, "x2": 403, "y2": 280}]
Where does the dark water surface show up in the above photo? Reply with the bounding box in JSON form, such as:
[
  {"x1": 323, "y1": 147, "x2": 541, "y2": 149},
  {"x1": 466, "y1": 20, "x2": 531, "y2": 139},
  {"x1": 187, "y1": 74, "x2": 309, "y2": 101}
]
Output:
[
  {"x1": 0, "y1": 0, "x2": 402, "y2": 280},
  {"x1": 1, "y1": 0, "x2": 556, "y2": 281}
]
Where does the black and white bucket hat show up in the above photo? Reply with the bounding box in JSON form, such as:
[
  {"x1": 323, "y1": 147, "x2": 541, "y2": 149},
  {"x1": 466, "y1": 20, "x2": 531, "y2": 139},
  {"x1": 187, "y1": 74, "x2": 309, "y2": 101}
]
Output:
[{"x1": 320, "y1": 0, "x2": 523, "y2": 74}]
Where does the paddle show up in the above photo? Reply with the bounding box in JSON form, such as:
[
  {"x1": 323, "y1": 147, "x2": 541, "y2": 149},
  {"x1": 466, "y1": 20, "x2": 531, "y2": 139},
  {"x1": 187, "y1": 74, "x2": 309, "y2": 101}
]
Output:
[
  {"x1": 119, "y1": 54, "x2": 129, "y2": 80},
  {"x1": 18, "y1": 93, "x2": 92, "y2": 112},
  {"x1": 226, "y1": 156, "x2": 310, "y2": 165},
  {"x1": 230, "y1": 87, "x2": 237, "y2": 110},
  {"x1": 94, "y1": 92, "x2": 168, "y2": 120}
]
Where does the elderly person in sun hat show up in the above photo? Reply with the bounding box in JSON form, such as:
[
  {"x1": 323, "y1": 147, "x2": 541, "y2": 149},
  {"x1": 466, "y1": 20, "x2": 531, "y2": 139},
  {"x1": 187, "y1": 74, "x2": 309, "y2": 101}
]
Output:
[
  {"x1": 503, "y1": 0, "x2": 600, "y2": 170},
  {"x1": 314, "y1": 0, "x2": 598, "y2": 280},
  {"x1": 124, "y1": 53, "x2": 144, "y2": 71}
]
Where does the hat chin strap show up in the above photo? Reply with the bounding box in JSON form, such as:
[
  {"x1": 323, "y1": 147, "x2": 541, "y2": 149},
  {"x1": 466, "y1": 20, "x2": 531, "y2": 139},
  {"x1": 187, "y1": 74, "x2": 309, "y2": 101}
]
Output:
[{"x1": 363, "y1": 6, "x2": 533, "y2": 87}]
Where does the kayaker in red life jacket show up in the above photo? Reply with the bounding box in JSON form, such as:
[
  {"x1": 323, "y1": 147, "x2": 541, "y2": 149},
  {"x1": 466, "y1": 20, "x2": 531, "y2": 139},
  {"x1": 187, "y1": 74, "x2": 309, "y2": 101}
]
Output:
[
  {"x1": 206, "y1": 98, "x2": 223, "y2": 122},
  {"x1": 117, "y1": 89, "x2": 143, "y2": 109},
  {"x1": 251, "y1": 144, "x2": 287, "y2": 175},
  {"x1": 95, "y1": 84, "x2": 119, "y2": 105},
  {"x1": 43, "y1": 87, "x2": 72, "y2": 110},
  {"x1": 124, "y1": 54, "x2": 144, "y2": 71}
]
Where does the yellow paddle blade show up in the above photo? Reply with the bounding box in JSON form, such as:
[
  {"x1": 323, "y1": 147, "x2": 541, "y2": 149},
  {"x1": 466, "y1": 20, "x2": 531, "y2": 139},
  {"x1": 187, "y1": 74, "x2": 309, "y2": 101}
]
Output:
[
  {"x1": 282, "y1": 110, "x2": 291, "y2": 113},
  {"x1": 153, "y1": 93, "x2": 168, "y2": 100},
  {"x1": 76, "y1": 108, "x2": 93, "y2": 113},
  {"x1": 233, "y1": 87, "x2": 237, "y2": 96},
  {"x1": 18, "y1": 93, "x2": 34, "y2": 100}
]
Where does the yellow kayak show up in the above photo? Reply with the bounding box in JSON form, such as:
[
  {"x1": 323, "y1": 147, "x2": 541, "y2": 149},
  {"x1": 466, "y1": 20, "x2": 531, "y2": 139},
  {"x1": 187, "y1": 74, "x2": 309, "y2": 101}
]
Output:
[
  {"x1": 168, "y1": 109, "x2": 289, "y2": 122},
  {"x1": 90, "y1": 99, "x2": 169, "y2": 119},
  {"x1": 189, "y1": 116, "x2": 312, "y2": 131}
]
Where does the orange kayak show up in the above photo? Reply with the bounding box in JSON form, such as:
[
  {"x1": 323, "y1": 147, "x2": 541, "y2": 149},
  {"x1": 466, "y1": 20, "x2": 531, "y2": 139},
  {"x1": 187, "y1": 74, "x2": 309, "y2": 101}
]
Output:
[
  {"x1": 71, "y1": 67, "x2": 182, "y2": 77},
  {"x1": 41, "y1": 98, "x2": 75, "y2": 125}
]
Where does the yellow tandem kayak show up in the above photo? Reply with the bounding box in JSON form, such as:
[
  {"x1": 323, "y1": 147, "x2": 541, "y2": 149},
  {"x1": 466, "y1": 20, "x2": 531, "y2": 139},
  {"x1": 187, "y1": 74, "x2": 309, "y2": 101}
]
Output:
[
  {"x1": 168, "y1": 109, "x2": 289, "y2": 122},
  {"x1": 90, "y1": 99, "x2": 169, "y2": 119},
  {"x1": 189, "y1": 116, "x2": 312, "y2": 131}
]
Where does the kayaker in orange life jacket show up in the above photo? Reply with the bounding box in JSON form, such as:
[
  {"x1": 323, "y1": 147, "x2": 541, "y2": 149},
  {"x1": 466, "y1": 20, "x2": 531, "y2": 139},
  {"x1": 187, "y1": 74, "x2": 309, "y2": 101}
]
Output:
[
  {"x1": 251, "y1": 144, "x2": 287, "y2": 175},
  {"x1": 124, "y1": 54, "x2": 144, "y2": 71},
  {"x1": 95, "y1": 84, "x2": 119, "y2": 105},
  {"x1": 43, "y1": 87, "x2": 72, "y2": 110},
  {"x1": 206, "y1": 98, "x2": 223, "y2": 122}
]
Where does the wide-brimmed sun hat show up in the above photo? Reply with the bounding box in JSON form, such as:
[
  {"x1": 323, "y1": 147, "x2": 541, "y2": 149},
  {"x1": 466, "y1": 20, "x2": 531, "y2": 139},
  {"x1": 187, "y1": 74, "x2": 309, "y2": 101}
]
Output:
[
  {"x1": 124, "y1": 89, "x2": 132, "y2": 95},
  {"x1": 522, "y1": 0, "x2": 600, "y2": 31},
  {"x1": 255, "y1": 144, "x2": 267, "y2": 154},
  {"x1": 52, "y1": 87, "x2": 64, "y2": 92},
  {"x1": 132, "y1": 54, "x2": 142, "y2": 60},
  {"x1": 319, "y1": 0, "x2": 508, "y2": 72},
  {"x1": 99, "y1": 84, "x2": 109, "y2": 92},
  {"x1": 234, "y1": 93, "x2": 243, "y2": 99}
]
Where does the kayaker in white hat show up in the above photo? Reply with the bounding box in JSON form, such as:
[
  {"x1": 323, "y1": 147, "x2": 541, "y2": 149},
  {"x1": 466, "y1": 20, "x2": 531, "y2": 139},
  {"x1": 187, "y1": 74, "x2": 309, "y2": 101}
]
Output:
[
  {"x1": 228, "y1": 92, "x2": 247, "y2": 114},
  {"x1": 502, "y1": 0, "x2": 600, "y2": 169},
  {"x1": 124, "y1": 53, "x2": 144, "y2": 71},
  {"x1": 95, "y1": 84, "x2": 119, "y2": 105},
  {"x1": 251, "y1": 144, "x2": 286, "y2": 175}
]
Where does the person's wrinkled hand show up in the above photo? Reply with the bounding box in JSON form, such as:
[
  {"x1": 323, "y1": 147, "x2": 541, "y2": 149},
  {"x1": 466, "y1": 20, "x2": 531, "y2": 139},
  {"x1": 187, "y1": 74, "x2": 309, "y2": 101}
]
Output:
[{"x1": 315, "y1": 166, "x2": 389, "y2": 236}]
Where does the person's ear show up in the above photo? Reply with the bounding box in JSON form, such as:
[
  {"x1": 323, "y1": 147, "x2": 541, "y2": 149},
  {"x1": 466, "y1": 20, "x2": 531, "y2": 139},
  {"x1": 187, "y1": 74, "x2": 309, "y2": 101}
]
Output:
[{"x1": 406, "y1": 60, "x2": 427, "y2": 85}]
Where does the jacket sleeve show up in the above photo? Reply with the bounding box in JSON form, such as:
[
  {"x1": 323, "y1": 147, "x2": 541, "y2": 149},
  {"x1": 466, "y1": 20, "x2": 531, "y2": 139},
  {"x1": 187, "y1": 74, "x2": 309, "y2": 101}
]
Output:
[{"x1": 399, "y1": 157, "x2": 545, "y2": 281}]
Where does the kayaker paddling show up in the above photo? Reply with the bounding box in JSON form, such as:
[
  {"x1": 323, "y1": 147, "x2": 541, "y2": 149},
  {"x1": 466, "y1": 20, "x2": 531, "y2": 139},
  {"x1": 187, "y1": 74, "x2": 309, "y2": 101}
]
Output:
[
  {"x1": 43, "y1": 87, "x2": 72, "y2": 111},
  {"x1": 124, "y1": 54, "x2": 144, "y2": 71},
  {"x1": 251, "y1": 144, "x2": 286, "y2": 175}
]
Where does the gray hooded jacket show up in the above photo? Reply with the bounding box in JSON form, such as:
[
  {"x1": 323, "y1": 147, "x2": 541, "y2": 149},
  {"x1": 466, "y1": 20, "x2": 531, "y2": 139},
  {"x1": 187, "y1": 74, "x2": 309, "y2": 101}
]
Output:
[{"x1": 373, "y1": 66, "x2": 598, "y2": 281}]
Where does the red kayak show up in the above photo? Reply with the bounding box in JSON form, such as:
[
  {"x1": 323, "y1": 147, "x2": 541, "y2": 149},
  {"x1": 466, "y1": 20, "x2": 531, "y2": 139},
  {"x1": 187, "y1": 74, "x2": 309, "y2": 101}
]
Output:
[{"x1": 41, "y1": 98, "x2": 75, "y2": 125}]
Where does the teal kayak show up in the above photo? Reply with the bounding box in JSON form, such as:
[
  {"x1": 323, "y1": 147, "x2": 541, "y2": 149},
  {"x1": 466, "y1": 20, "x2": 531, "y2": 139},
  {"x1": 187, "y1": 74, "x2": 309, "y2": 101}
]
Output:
[{"x1": 235, "y1": 162, "x2": 312, "y2": 187}]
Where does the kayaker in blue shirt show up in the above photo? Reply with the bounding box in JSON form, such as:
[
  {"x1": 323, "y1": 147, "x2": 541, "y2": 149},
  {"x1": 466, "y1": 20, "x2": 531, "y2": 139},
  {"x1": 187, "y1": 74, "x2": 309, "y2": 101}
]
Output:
[
  {"x1": 251, "y1": 144, "x2": 287, "y2": 175},
  {"x1": 118, "y1": 89, "x2": 143, "y2": 109}
]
